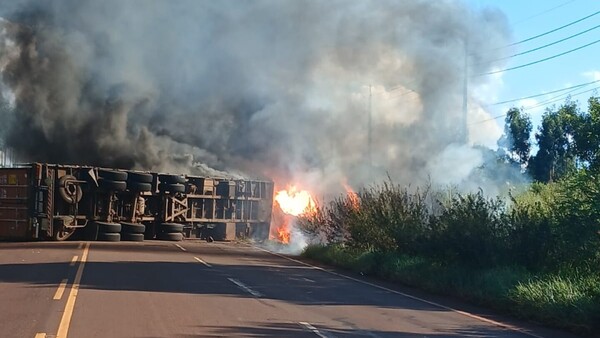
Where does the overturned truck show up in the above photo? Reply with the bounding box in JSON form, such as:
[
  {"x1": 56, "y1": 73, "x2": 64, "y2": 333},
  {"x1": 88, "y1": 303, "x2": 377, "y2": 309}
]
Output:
[{"x1": 0, "y1": 163, "x2": 274, "y2": 242}]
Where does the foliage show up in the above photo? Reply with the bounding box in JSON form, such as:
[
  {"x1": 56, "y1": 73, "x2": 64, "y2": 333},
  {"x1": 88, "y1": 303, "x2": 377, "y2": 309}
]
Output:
[
  {"x1": 574, "y1": 96, "x2": 600, "y2": 169},
  {"x1": 528, "y1": 102, "x2": 579, "y2": 182},
  {"x1": 297, "y1": 96, "x2": 600, "y2": 334},
  {"x1": 298, "y1": 167, "x2": 600, "y2": 335},
  {"x1": 302, "y1": 245, "x2": 600, "y2": 335},
  {"x1": 498, "y1": 107, "x2": 532, "y2": 165},
  {"x1": 299, "y1": 173, "x2": 600, "y2": 271}
]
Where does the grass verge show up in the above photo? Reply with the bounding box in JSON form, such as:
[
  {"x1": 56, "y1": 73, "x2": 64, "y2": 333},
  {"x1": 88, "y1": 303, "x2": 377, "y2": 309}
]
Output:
[{"x1": 302, "y1": 244, "x2": 600, "y2": 336}]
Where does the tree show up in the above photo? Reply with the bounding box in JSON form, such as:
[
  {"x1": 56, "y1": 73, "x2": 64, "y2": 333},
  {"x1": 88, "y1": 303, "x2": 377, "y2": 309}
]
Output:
[
  {"x1": 498, "y1": 107, "x2": 532, "y2": 166},
  {"x1": 529, "y1": 102, "x2": 579, "y2": 182},
  {"x1": 573, "y1": 96, "x2": 600, "y2": 169}
]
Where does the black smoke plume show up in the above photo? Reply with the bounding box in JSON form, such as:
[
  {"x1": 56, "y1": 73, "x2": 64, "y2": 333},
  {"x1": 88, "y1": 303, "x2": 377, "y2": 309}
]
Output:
[{"x1": 0, "y1": 0, "x2": 512, "y2": 194}]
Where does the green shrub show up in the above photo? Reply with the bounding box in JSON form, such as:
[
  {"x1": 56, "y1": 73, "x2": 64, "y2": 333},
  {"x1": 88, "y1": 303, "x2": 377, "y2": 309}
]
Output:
[{"x1": 432, "y1": 192, "x2": 512, "y2": 268}]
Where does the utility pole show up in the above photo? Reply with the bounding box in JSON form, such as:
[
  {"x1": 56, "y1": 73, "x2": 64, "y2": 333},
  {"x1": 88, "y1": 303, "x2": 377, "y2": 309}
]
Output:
[
  {"x1": 462, "y1": 34, "x2": 469, "y2": 144},
  {"x1": 368, "y1": 84, "x2": 373, "y2": 179}
]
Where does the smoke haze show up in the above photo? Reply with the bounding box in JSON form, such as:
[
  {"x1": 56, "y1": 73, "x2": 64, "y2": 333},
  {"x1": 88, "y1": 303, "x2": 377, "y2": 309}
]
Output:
[{"x1": 0, "y1": 0, "x2": 513, "y2": 196}]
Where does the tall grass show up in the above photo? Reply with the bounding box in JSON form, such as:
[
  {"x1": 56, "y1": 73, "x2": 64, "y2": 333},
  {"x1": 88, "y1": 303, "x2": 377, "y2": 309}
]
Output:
[
  {"x1": 298, "y1": 172, "x2": 600, "y2": 335},
  {"x1": 302, "y1": 245, "x2": 600, "y2": 334}
]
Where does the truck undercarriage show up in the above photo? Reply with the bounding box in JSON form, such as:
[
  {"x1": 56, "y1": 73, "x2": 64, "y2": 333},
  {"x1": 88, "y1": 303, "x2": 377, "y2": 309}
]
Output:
[{"x1": 0, "y1": 163, "x2": 273, "y2": 242}]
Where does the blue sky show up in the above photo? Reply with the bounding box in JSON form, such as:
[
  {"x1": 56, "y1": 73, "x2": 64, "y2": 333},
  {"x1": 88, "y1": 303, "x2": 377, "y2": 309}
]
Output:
[{"x1": 466, "y1": 0, "x2": 600, "y2": 144}]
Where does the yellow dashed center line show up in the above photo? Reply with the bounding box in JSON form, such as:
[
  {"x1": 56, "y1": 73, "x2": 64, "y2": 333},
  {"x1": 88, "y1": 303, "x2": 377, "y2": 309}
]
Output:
[
  {"x1": 56, "y1": 242, "x2": 90, "y2": 338},
  {"x1": 53, "y1": 279, "x2": 69, "y2": 300}
]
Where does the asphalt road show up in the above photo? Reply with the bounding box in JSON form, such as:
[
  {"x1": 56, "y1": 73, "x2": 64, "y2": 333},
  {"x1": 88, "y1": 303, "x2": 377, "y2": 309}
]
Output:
[{"x1": 0, "y1": 240, "x2": 580, "y2": 338}]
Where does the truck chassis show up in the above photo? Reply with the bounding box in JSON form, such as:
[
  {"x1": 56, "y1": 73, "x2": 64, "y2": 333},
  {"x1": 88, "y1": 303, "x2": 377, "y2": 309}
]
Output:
[{"x1": 0, "y1": 163, "x2": 273, "y2": 242}]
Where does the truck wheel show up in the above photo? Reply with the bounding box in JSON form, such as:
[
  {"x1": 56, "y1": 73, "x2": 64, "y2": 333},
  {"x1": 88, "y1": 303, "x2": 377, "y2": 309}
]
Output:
[
  {"x1": 121, "y1": 222, "x2": 145, "y2": 234},
  {"x1": 96, "y1": 221, "x2": 121, "y2": 233},
  {"x1": 159, "y1": 174, "x2": 186, "y2": 184},
  {"x1": 99, "y1": 178, "x2": 127, "y2": 191},
  {"x1": 157, "y1": 232, "x2": 183, "y2": 241},
  {"x1": 127, "y1": 172, "x2": 153, "y2": 183},
  {"x1": 121, "y1": 233, "x2": 144, "y2": 242},
  {"x1": 158, "y1": 183, "x2": 185, "y2": 193},
  {"x1": 97, "y1": 232, "x2": 121, "y2": 242},
  {"x1": 160, "y1": 223, "x2": 184, "y2": 233},
  {"x1": 98, "y1": 169, "x2": 128, "y2": 181},
  {"x1": 53, "y1": 226, "x2": 76, "y2": 241},
  {"x1": 58, "y1": 175, "x2": 83, "y2": 204},
  {"x1": 127, "y1": 181, "x2": 152, "y2": 192}
]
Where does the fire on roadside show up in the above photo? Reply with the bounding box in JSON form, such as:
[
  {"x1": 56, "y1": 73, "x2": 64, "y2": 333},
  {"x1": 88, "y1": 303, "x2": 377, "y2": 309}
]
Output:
[
  {"x1": 271, "y1": 185, "x2": 316, "y2": 244},
  {"x1": 343, "y1": 181, "x2": 360, "y2": 210}
]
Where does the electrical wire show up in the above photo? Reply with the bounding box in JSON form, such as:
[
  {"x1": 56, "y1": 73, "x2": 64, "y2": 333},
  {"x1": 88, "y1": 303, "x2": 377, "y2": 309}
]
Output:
[
  {"x1": 512, "y1": 0, "x2": 577, "y2": 26},
  {"x1": 490, "y1": 79, "x2": 600, "y2": 106},
  {"x1": 474, "y1": 6, "x2": 600, "y2": 58},
  {"x1": 509, "y1": 9, "x2": 600, "y2": 47},
  {"x1": 479, "y1": 37, "x2": 600, "y2": 76},
  {"x1": 479, "y1": 23, "x2": 600, "y2": 65},
  {"x1": 470, "y1": 85, "x2": 600, "y2": 125},
  {"x1": 523, "y1": 85, "x2": 600, "y2": 110}
]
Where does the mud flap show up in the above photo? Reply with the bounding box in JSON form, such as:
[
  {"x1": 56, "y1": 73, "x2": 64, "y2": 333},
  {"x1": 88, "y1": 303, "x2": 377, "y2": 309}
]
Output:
[{"x1": 213, "y1": 222, "x2": 236, "y2": 241}]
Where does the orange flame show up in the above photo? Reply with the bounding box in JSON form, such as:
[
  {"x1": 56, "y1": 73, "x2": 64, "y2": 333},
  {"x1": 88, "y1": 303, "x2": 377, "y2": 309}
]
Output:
[
  {"x1": 277, "y1": 223, "x2": 291, "y2": 244},
  {"x1": 275, "y1": 186, "x2": 316, "y2": 216},
  {"x1": 343, "y1": 182, "x2": 360, "y2": 210},
  {"x1": 272, "y1": 185, "x2": 316, "y2": 244}
]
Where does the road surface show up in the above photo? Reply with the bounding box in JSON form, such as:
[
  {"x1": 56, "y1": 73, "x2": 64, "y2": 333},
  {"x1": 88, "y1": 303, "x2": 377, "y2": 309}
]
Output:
[{"x1": 0, "y1": 240, "x2": 579, "y2": 338}]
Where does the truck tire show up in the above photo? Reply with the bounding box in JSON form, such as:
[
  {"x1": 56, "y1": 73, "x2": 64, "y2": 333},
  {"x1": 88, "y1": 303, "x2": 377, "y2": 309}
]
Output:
[
  {"x1": 158, "y1": 183, "x2": 185, "y2": 193},
  {"x1": 159, "y1": 223, "x2": 184, "y2": 233},
  {"x1": 97, "y1": 232, "x2": 121, "y2": 242},
  {"x1": 53, "y1": 225, "x2": 76, "y2": 241},
  {"x1": 157, "y1": 232, "x2": 183, "y2": 241},
  {"x1": 159, "y1": 174, "x2": 186, "y2": 184},
  {"x1": 127, "y1": 181, "x2": 152, "y2": 192},
  {"x1": 127, "y1": 172, "x2": 153, "y2": 183},
  {"x1": 98, "y1": 169, "x2": 128, "y2": 181},
  {"x1": 99, "y1": 178, "x2": 127, "y2": 191},
  {"x1": 121, "y1": 222, "x2": 145, "y2": 234},
  {"x1": 97, "y1": 221, "x2": 121, "y2": 233},
  {"x1": 58, "y1": 175, "x2": 83, "y2": 204},
  {"x1": 121, "y1": 233, "x2": 144, "y2": 242}
]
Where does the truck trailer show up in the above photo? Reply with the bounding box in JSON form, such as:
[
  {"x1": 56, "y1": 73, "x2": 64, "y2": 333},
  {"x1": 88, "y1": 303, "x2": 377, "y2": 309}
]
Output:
[{"x1": 0, "y1": 163, "x2": 274, "y2": 242}]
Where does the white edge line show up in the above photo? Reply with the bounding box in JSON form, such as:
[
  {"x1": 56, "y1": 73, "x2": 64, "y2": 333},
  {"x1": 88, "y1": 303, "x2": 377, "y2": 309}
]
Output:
[
  {"x1": 53, "y1": 278, "x2": 69, "y2": 300},
  {"x1": 298, "y1": 322, "x2": 330, "y2": 338},
  {"x1": 194, "y1": 256, "x2": 212, "y2": 267},
  {"x1": 227, "y1": 277, "x2": 263, "y2": 297},
  {"x1": 175, "y1": 244, "x2": 187, "y2": 252},
  {"x1": 254, "y1": 246, "x2": 544, "y2": 338}
]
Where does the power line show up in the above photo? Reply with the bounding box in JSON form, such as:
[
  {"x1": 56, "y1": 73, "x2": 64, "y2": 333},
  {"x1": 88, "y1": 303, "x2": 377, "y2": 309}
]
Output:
[
  {"x1": 480, "y1": 23, "x2": 600, "y2": 65},
  {"x1": 523, "y1": 84, "x2": 596, "y2": 108},
  {"x1": 468, "y1": 113, "x2": 506, "y2": 126},
  {"x1": 509, "y1": 9, "x2": 600, "y2": 47},
  {"x1": 523, "y1": 85, "x2": 600, "y2": 110},
  {"x1": 479, "y1": 37, "x2": 600, "y2": 76},
  {"x1": 383, "y1": 89, "x2": 419, "y2": 100},
  {"x1": 470, "y1": 85, "x2": 600, "y2": 125},
  {"x1": 513, "y1": 0, "x2": 577, "y2": 26},
  {"x1": 490, "y1": 79, "x2": 600, "y2": 106},
  {"x1": 474, "y1": 7, "x2": 600, "y2": 57}
]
